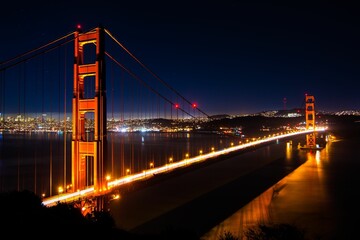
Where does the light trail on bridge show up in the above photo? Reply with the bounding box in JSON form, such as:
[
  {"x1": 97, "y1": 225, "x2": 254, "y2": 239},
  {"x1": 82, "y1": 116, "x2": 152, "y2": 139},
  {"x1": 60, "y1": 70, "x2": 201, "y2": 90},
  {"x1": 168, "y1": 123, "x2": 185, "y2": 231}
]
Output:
[{"x1": 42, "y1": 127, "x2": 326, "y2": 207}]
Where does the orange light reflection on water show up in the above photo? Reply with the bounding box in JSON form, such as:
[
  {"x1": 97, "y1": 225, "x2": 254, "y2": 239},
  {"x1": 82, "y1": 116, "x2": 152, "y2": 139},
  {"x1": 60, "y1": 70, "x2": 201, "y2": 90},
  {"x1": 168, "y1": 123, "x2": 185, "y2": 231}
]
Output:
[{"x1": 202, "y1": 137, "x2": 332, "y2": 240}]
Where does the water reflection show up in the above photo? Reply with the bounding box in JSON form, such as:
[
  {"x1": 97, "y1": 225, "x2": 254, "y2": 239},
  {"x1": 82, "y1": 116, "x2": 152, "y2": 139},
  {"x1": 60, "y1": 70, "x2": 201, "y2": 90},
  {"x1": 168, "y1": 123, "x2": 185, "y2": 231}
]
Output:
[
  {"x1": 201, "y1": 185, "x2": 274, "y2": 240},
  {"x1": 286, "y1": 141, "x2": 292, "y2": 160},
  {"x1": 0, "y1": 131, "x2": 240, "y2": 196},
  {"x1": 202, "y1": 142, "x2": 331, "y2": 240}
]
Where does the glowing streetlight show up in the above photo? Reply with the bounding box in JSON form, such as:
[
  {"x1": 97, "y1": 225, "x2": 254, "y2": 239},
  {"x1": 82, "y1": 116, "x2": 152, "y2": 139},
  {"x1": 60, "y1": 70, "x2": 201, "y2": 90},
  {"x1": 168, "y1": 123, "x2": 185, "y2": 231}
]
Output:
[
  {"x1": 167, "y1": 157, "x2": 174, "y2": 171},
  {"x1": 126, "y1": 169, "x2": 130, "y2": 175},
  {"x1": 112, "y1": 194, "x2": 120, "y2": 200},
  {"x1": 66, "y1": 184, "x2": 72, "y2": 192},
  {"x1": 58, "y1": 186, "x2": 64, "y2": 202},
  {"x1": 185, "y1": 153, "x2": 189, "y2": 165},
  {"x1": 149, "y1": 162, "x2": 154, "y2": 169},
  {"x1": 199, "y1": 150, "x2": 203, "y2": 155}
]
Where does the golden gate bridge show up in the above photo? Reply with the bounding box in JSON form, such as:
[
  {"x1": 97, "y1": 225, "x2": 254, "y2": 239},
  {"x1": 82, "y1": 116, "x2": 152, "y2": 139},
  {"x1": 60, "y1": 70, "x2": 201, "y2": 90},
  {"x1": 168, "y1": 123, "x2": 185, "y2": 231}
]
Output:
[{"x1": 0, "y1": 25, "x2": 325, "y2": 214}]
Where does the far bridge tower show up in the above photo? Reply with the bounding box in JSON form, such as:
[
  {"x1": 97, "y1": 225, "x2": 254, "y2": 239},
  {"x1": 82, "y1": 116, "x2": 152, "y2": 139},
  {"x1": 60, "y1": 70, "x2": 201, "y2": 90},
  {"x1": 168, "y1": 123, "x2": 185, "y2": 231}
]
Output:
[{"x1": 305, "y1": 94, "x2": 316, "y2": 148}]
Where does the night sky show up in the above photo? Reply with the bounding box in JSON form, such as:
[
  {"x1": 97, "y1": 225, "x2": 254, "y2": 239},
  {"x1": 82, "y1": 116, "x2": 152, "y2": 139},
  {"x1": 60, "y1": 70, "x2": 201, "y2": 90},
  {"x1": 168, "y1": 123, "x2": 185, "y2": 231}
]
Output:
[{"x1": 1, "y1": 0, "x2": 359, "y2": 115}]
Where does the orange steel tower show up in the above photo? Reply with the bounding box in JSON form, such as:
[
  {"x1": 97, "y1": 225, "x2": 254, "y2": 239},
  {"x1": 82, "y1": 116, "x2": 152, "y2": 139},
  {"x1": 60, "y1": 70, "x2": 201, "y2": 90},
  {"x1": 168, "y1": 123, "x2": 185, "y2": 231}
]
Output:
[
  {"x1": 72, "y1": 27, "x2": 108, "y2": 200},
  {"x1": 305, "y1": 94, "x2": 316, "y2": 147}
]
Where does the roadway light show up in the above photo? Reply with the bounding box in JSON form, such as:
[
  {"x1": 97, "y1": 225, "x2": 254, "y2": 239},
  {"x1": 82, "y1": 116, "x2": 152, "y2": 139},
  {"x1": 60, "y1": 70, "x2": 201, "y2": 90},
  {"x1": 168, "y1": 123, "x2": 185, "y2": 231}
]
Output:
[
  {"x1": 57, "y1": 186, "x2": 64, "y2": 202},
  {"x1": 58, "y1": 186, "x2": 63, "y2": 194},
  {"x1": 66, "y1": 184, "x2": 72, "y2": 192},
  {"x1": 185, "y1": 153, "x2": 189, "y2": 166},
  {"x1": 112, "y1": 194, "x2": 120, "y2": 200}
]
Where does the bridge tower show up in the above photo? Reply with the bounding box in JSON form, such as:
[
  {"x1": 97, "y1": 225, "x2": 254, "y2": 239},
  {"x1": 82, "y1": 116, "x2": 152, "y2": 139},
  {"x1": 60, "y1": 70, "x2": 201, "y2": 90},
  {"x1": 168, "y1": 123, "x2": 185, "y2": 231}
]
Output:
[
  {"x1": 305, "y1": 94, "x2": 316, "y2": 148},
  {"x1": 72, "y1": 26, "x2": 108, "y2": 210}
]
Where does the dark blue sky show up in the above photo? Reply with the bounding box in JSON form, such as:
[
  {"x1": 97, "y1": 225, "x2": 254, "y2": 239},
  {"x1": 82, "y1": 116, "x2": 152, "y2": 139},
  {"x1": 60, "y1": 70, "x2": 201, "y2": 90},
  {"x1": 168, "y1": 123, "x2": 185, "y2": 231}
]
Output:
[{"x1": 1, "y1": 0, "x2": 359, "y2": 115}]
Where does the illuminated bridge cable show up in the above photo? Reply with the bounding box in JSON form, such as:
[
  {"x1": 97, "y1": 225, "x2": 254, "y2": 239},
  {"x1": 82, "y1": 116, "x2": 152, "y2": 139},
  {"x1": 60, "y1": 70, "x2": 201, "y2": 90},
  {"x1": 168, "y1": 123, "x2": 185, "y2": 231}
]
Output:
[
  {"x1": 105, "y1": 52, "x2": 195, "y2": 118},
  {"x1": 0, "y1": 32, "x2": 75, "y2": 67},
  {"x1": 104, "y1": 28, "x2": 210, "y2": 118},
  {"x1": 0, "y1": 36, "x2": 74, "y2": 72}
]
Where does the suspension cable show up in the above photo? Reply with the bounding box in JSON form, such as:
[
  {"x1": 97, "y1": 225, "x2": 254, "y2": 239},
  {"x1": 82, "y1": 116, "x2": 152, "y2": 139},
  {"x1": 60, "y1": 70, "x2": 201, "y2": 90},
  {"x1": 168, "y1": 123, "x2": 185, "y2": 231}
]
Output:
[
  {"x1": 0, "y1": 37, "x2": 74, "y2": 72},
  {"x1": 105, "y1": 51, "x2": 195, "y2": 118},
  {"x1": 104, "y1": 28, "x2": 210, "y2": 118},
  {"x1": 0, "y1": 32, "x2": 75, "y2": 66}
]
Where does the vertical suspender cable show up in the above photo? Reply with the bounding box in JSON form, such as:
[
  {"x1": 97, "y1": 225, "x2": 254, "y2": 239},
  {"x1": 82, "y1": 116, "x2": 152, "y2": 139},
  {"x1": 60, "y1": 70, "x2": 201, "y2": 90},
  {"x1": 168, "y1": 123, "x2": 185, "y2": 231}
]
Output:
[
  {"x1": 23, "y1": 62, "x2": 28, "y2": 192},
  {"x1": 111, "y1": 62, "x2": 114, "y2": 178},
  {"x1": 120, "y1": 68, "x2": 124, "y2": 176},
  {"x1": 49, "y1": 52, "x2": 54, "y2": 195},
  {"x1": 43, "y1": 56, "x2": 52, "y2": 197},
  {"x1": 17, "y1": 65, "x2": 21, "y2": 191},
  {"x1": 57, "y1": 48, "x2": 61, "y2": 189},
  {"x1": 63, "y1": 44, "x2": 67, "y2": 191},
  {"x1": 36, "y1": 58, "x2": 42, "y2": 195},
  {"x1": 0, "y1": 70, "x2": 4, "y2": 192}
]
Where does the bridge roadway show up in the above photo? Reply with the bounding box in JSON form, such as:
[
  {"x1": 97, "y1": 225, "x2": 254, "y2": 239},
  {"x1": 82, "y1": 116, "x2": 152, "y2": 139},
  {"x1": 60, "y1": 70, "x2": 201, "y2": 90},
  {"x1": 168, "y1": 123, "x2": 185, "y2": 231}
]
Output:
[{"x1": 42, "y1": 128, "x2": 325, "y2": 208}]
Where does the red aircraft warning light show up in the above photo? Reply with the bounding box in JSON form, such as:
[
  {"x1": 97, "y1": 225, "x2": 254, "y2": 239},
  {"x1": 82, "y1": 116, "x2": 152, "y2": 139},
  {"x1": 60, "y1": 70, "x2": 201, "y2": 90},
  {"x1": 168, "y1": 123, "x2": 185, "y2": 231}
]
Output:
[
  {"x1": 76, "y1": 24, "x2": 82, "y2": 32},
  {"x1": 175, "y1": 103, "x2": 179, "y2": 109},
  {"x1": 192, "y1": 103, "x2": 197, "y2": 108}
]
